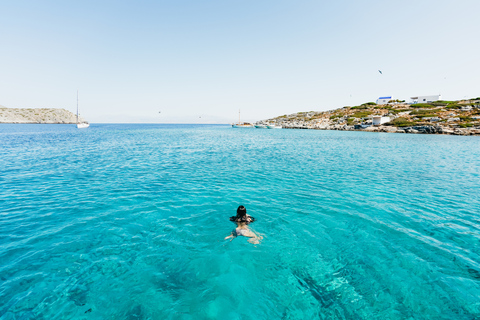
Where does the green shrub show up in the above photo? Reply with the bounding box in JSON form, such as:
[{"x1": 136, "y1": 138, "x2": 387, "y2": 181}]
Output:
[
  {"x1": 330, "y1": 115, "x2": 341, "y2": 120},
  {"x1": 410, "y1": 109, "x2": 441, "y2": 115},
  {"x1": 429, "y1": 100, "x2": 454, "y2": 106},
  {"x1": 459, "y1": 123, "x2": 474, "y2": 128},
  {"x1": 445, "y1": 104, "x2": 462, "y2": 109},
  {"x1": 351, "y1": 105, "x2": 369, "y2": 110},
  {"x1": 390, "y1": 117, "x2": 417, "y2": 127},
  {"x1": 411, "y1": 103, "x2": 435, "y2": 108},
  {"x1": 362, "y1": 102, "x2": 377, "y2": 106},
  {"x1": 352, "y1": 111, "x2": 372, "y2": 118}
]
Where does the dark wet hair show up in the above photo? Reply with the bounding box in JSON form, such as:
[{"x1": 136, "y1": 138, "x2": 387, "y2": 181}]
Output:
[
  {"x1": 230, "y1": 205, "x2": 255, "y2": 223},
  {"x1": 236, "y1": 205, "x2": 247, "y2": 218}
]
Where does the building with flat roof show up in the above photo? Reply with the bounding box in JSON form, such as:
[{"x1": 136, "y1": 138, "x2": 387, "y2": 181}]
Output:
[
  {"x1": 376, "y1": 96, "x2": 392, "y2": 104},
  {"x1": 410, "y1": 95, "x2": 441, "y2": 104}
]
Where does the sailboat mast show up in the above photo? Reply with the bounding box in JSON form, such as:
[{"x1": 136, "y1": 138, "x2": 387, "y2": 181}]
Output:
[
  {"x1": 238, "y1": 109, "x2": 240, "y2": 124},
  {"x1": 76, "y1": 90, "x2": 79, "y2": 124}
]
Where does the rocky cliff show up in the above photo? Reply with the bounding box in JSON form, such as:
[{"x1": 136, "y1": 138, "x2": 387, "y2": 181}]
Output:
[{"x1": 0, "y1": 106, "x2": 87, "y2": 124}]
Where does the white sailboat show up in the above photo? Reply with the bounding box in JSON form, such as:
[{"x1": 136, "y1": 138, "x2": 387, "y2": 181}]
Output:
[
  {"x1": 76, "y1": 90, "x2": 89, "y2": 129},
  {"x1": 232, "y1": 109, "x2": 253, "y2": 128}
]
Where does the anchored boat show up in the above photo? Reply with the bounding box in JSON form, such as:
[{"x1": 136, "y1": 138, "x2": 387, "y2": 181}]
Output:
[
  {"x1": 76, "y1": 90, "x2": 89, "y2": 129},
  {"x1": 232, "y1": 110, "x2": 254, "y2": 128}
]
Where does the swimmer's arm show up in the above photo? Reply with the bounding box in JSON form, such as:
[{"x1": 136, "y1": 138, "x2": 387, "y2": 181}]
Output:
[{"x1": 224, "y1": 231, "x2": 237, "y2": 240}]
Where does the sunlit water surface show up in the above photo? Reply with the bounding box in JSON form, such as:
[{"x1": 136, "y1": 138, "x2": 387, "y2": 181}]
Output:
[{"x1": 1, "y1": 124, "x2": 479, "y2": 319}]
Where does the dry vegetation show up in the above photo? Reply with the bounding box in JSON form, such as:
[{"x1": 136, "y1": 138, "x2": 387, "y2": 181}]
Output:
[
  {"x1": 262, "y1": 98, "x2": 480, "y2": 132},
  {"x1": 0, "y1": 106, "x2": 87, "y2": 124}
]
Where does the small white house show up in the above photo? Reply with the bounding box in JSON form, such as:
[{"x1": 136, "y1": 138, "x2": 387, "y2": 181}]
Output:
[
  {"x1": 376, "y1": 96, "x2": 392, "y2": 104},
  {"x1": 410, "y1": 95, "x2": 441, "y2": 104},
  {"x1": 372, "y1": 115, "x2": 391, "y2": 125}
]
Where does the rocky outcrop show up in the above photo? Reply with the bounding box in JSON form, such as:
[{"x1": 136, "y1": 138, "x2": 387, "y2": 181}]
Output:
[
  {"x1": 0, "y1": 107, "x2": 87, "y2": 124},
  {"x1": 279, "y1": 122, "x2": 480, "y2": 136},
  {"x1": 349, "y1": 125, "x2": 480, "y2": 135},
  {"x1": 262, "y1": 98, "x2": 480, "y2": 136}
]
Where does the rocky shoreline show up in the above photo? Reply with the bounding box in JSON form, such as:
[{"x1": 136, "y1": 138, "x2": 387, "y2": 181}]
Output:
[
  {"x1": 260, "y1": 98, "x2": 480, "y2": 136},
  {"x1": 283, "y1": 123, "x2": 480, "y2": 136},
  {"x1": 0, "y1": 106, "x2": 87, "y2": 124}
]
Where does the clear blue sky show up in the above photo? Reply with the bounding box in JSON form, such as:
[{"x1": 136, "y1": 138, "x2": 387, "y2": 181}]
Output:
[{"x1": 1, "y1": 0, "x2": 479, "y2": 123}]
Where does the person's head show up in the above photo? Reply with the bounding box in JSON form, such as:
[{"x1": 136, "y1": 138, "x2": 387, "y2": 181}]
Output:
[{"x1": 236, "y1": 205, "x2": 247, "y2": 218}]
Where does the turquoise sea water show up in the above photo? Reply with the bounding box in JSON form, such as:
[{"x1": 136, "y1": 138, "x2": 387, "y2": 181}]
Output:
[{"x1": 1, "y1": 124, "x2": 479, "y2": 319}]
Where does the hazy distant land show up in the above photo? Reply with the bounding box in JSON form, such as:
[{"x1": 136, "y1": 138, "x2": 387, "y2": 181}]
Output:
[{"x1": 0, "y1": 106, "x2": 87, "y2": 124}]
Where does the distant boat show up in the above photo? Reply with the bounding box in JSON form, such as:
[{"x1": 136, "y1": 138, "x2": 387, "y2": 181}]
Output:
[
  {"x1": 232, "y1": 123, "x2": 254, "y2": 128},
  {"x1": 267, "y1": 125, "x2": 282, "y2": 129},
  {"x1": 76, "y1": 90, "x2": 89, "y2": 129},
  {"x1": 255, "y1": 124, "x2": 268, "y2": 129},
  {"x1": 232, "y1": 109, "x2": 254, "y2": 128}
]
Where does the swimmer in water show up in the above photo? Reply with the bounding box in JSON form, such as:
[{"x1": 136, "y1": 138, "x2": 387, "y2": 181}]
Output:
[{"x1": 225, "y1": 206, "x2": 262, "y2": 244}]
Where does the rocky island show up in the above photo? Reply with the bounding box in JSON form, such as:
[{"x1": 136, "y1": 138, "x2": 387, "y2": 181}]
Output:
[
  {"x1": 0, "y1": 106, "x2": 87, "y2": 124},
  {"x1": 259, "y1": 98, "x2": 480, "y2": 136}
]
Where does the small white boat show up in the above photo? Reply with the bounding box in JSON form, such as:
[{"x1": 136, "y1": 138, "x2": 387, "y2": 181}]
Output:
[
  {"x1": 267, "y1": 125, "x2": 282, "y2": 129},
  {"x1": 76, "y1": 90, "x2": 89, "y2": 129},
  {"x1": 255, "y1": 124, "x2": 268, "y2": 129},
  {"x1": 232, "y1": 109, "x2": 253, "y2": 128}
]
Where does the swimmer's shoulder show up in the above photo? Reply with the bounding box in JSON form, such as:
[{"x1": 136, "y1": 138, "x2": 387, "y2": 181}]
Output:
[{"x1": 229, "y1": 215, "x2": 256, "y2": 223}]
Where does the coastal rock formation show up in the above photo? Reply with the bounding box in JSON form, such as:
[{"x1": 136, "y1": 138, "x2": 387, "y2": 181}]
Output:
[
  {"x1": 0, "y1": 106, "x2": 86, "y2": 124},
  {"x1": 258, "y1": 98, "x2": 480, "y2": 136}
]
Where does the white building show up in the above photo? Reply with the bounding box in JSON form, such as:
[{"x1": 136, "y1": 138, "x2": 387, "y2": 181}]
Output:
[
  {"x1": 410, "y1": 95, "x2": 441, "y2": 104},
  {"x1": 376, "y1": 96, "x2": 392, "y2": 104},
  {"x1": 372, "y1": 115, "x2": 391, "y2": 125}
]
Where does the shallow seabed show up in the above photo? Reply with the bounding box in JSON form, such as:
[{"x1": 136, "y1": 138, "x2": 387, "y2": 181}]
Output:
[{"x1": 1, "y1": 124, "x2": 479, "y2": 319}]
